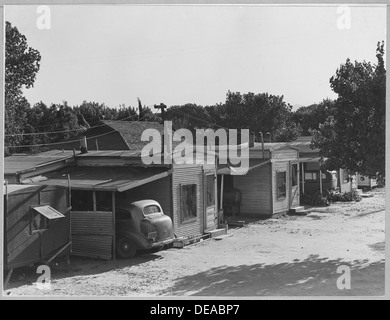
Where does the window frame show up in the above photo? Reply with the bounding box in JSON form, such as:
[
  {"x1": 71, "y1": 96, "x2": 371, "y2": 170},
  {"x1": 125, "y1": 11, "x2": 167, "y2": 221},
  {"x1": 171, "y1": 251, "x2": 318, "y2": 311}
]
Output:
[
  {"x1": 276, "y1": 170, "x2": 287, "y2": 200},
  {"x1": 180, "y1": 184, "x2": 198, "y2": 224},
  {"x1": 206, "y1": 174, "x2": 216, "y2": 208}
]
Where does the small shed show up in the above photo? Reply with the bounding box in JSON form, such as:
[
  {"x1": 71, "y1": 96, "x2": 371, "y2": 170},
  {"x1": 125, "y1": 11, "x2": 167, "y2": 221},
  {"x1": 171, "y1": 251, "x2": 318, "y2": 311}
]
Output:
[
  {"x1": 218, "y1": 143, "x2": 301, "y2": 217},
  {"x1": 3, "y1": 184, "x2": 71, "y2": 284}
]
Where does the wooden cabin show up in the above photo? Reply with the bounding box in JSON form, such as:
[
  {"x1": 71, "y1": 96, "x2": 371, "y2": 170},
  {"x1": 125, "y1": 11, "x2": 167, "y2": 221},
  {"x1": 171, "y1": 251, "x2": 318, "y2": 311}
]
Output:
[
  {"x1": 11, "y1": 149, "x2": 219, "y2": 260},
  {"x1": 217, "y1": 143, "x2": 301, "y2": 217}
]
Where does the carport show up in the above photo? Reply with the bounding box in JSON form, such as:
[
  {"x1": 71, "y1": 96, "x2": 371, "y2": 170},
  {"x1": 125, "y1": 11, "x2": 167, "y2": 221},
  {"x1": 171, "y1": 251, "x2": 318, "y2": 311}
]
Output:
[{"x1": 36, "y1": 166, "x2": 171, "y2": 260}]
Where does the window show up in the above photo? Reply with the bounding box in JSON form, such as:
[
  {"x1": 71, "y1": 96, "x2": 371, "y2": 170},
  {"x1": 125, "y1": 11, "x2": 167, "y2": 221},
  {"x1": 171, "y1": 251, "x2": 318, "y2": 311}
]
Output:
[
  {"x1": 291, "y1": 164, "x2": 298, "y2": 187},
  {"x1": 71, "y1": 190, "x2": 93, "y2": 211},
  {"x1": 206, "y1": 175, "x2": 215, "y2": 207},
  {"x1": 180, "y1": 184, "x2": 197, "y2": 223},
  {"x1": 96, "y1": 191, "x2": 113, "y2": 211},
  {"x1": 305, "y1": 172, "x2": 317, "y2": 181},
  {"x1": 277, "y1": 171, "x2": 287, "y2": 200},
  {"x1": 30, "y1": 205, "x2": 65, "y2": 234},
  {"x1": 143, "y1": 205, "x2": 161, "y2": 215}
]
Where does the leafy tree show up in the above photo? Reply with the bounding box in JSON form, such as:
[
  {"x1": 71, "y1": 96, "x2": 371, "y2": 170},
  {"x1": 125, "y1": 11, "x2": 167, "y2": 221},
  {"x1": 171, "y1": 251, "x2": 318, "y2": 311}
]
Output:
[
  {"x1": 165, "y1": 103, "x2": 212, "y2": 131},
  {"x1": 45, "y1": 101, "x2": 80, "y2": 143},
  {"x1": 312, "y1": 42, "x2": 385, "y2": 178},
  {"x1": 5, "y1": 21, "x2": 41, "y2": 155},
  {"x1": 221, "y1": 91, "x2": 301, "y2": 142},
  {"x1": 292, "y1": 99, "x2": 334, "y2": 136},
  {"x1": 74, "y1": 101, "x2": 117, "y2": 127}
]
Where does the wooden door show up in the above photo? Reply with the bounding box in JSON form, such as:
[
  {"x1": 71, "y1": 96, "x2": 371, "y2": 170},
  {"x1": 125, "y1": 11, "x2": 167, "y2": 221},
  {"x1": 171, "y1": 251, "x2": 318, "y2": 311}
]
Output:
[
  {"x1": 290, "y1": 161, "x2": 300, "y2": 208},
  {"x1": 204, "y1": 174, "x2": 217, "y2": 231}
]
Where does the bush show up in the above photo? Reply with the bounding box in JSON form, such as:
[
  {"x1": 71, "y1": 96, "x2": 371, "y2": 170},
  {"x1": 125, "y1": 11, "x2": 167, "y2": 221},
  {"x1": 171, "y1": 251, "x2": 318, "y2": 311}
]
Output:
[
  {"x1": 312, "y1": 194, "x2": 330, "y2": 206},
  {"x1": 328, "y1": 189, "x2": 362, "y2": 202}
]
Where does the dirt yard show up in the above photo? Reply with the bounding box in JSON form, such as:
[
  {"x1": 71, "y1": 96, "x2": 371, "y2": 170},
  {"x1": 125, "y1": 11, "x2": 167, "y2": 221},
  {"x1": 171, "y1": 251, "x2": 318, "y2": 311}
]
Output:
[{"x1": 4, "y1": 188, "x2": 385, "y2": 297}]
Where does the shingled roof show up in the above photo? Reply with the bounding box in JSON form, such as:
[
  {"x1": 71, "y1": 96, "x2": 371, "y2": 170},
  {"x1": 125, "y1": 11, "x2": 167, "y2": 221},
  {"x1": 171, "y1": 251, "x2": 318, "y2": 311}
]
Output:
[
  {"x1": 100, "y1": 120, "x2": 164, "y2": 150},
  {"x1": 53, "y1": 120, "x2": 164, "y2": 151}
]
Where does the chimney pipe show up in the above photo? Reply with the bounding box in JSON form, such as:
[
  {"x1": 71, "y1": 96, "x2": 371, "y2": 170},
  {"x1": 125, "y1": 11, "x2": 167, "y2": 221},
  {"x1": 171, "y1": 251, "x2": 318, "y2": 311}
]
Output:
[
  {"x1": 249, "y1": 132, "x2": 255, "y2": 148},
  {"x1": 260, "y1": 132, "x2": 265, "y2": 159}
]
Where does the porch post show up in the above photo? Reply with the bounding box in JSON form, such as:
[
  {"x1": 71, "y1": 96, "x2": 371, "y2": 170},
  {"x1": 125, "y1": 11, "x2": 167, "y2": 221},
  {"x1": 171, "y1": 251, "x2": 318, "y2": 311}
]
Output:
[
  {"x1": 220, "y1": 174, "x2": 224, "y2": 210},
  {"x1": 112, "y1": 191, "x2": 116, "y2": 260},
  {"x1": 92, "y1": 191, "x2": 97, "y2": 211},
  {"x1": 319, "y1": 169, "x2": 323, "y2": 196},
  {"x1": 301, "y1": 162, "x2": 305, "y2": 194}
]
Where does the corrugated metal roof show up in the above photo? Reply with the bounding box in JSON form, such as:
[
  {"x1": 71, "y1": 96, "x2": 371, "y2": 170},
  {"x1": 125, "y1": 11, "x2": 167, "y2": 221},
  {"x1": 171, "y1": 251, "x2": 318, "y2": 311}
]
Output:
[
  {"x1": 299, "y1": 156, "x2": 325, "y2": 163},
  {"x1": 252, "y1": 142, "x2": 292, "y2": 151},
  {"x1": 4, "y1": 150, "x2": 75, "y2": 174},
  {"x1": 3, "y1": 184, "x2": 39, "y2": 195},
  {"x1": 288, "y1": 137, "x2": 320, "y2": 154},
  {"x1": 32, "y1": 205, "x2": 65, "y2": 220},
  {"x1": 35, "y1": 166, "x2": 171, "y2": 192},
  {"x1": 217, "y1": 159, "x2": 270, "y2": 175},
  {"x1": 76, "y1": 150, "x2": 143, "y2": 158}
]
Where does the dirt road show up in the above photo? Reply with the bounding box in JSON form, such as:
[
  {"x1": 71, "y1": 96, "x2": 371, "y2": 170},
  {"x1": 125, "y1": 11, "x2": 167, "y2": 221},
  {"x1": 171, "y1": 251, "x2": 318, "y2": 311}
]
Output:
[{"x1": 4, "y1": 188, "x2": 385, "y2": 297}]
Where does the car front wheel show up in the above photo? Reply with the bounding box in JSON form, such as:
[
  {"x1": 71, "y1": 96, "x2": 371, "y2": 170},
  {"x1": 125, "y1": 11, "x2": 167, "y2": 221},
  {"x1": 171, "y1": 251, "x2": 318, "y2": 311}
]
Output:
[{"x1": 117, "y1": 237, "x2": 137, "y2": 259}]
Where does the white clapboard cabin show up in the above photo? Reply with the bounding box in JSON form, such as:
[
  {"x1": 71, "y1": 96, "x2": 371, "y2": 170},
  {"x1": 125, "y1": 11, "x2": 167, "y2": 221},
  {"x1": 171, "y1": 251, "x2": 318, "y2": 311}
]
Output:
[{"x1": 217, "y1": 143, "x2": 301, "y2": 217}]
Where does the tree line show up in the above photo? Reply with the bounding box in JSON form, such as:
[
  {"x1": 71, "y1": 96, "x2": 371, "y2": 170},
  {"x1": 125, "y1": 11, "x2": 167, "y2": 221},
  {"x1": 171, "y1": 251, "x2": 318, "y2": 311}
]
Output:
[{"x1": 4, "y1": 21, "x2": 385, "y2": 178}]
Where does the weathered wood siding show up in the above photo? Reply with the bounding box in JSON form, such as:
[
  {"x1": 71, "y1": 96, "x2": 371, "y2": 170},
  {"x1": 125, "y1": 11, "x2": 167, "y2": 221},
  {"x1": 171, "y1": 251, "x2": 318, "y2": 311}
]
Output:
[
  {"x1": 172, "y1": 165, "x2": 204, "y2": 238},
  {"x1": 233, "y1": 163, "x2": 272, "y2": 216},
  {"x1": 272, "y1": 161, "x2": 290, "y2": 214},
  {"x1": 124, "y1": 176, "x2": 172, "y2": 219},
  {"x1": 5, "y1": 185, "x2": 70, "y2": 270}
]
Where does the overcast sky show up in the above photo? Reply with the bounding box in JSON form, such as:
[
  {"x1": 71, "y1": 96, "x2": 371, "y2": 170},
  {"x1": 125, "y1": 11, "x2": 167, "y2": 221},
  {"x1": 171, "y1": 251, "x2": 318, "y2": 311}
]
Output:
[{"x1": 5, "y1": 5, "x2": 387, "y2": 110}]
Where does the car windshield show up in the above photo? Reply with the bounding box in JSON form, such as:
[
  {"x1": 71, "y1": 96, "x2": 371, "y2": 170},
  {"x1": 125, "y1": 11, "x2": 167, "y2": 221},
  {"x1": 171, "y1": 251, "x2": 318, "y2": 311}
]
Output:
[{"x1": 143, "y1": 205, "x2": 161, "y2": 215}]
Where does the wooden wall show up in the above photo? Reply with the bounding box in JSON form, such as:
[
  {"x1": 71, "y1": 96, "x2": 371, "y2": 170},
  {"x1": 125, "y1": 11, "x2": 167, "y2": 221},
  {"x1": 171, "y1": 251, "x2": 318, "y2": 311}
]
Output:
[
  {"x1": 233, "y1": 163, "x2": 272, "y2": 216},
  {"x1": 172, "y1": 165, "x2": 204, "y2": 238},
  {"x1": 5, "y1": 185, "x2": 70, "y2": 270}
]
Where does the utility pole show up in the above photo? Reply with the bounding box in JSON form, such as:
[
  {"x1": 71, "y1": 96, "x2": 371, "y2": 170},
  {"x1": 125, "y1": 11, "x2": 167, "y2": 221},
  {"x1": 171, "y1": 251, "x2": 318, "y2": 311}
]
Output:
[{"x1": 154, "y1": 103, "x2": 167, "y2": 122}]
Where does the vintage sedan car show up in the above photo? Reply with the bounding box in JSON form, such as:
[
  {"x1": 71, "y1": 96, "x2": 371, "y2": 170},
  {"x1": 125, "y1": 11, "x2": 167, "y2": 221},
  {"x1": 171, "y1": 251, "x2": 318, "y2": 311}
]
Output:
[{"x1": 115, "y1": 200, "x2": 174, "y2": 259}]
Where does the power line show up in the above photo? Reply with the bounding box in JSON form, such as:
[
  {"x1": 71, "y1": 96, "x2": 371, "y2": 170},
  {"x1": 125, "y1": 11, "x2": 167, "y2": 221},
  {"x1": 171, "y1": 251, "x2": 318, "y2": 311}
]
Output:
[
  {"x1": 4, "y1": 111, "x2": 150, "y2": 137},
  {"x1": 5, "y1": 113, "x2": 154, "y2": 148},
  {"x1": 170, "y1": 109, "x2": 228, "y2": 130},
  {"x1": 5, "y1": 128, "x2": 118, "y2": 149}
]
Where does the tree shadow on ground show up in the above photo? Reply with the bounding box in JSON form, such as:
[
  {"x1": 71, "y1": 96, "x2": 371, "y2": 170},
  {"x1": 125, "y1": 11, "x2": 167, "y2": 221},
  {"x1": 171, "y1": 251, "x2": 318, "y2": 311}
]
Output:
[
  {"x1": 352, "y1": 209, "x2": 385, "y2": 218},
  {"x1": 161, "y1": 255, "x2": 385, "y2": 297}
]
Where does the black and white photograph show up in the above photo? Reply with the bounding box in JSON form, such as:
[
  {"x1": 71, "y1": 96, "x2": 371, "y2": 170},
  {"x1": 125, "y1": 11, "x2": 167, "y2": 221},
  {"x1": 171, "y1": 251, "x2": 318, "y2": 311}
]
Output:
[{"x1": 1, "y1": 2, "x2": 387, "y2": 302}]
